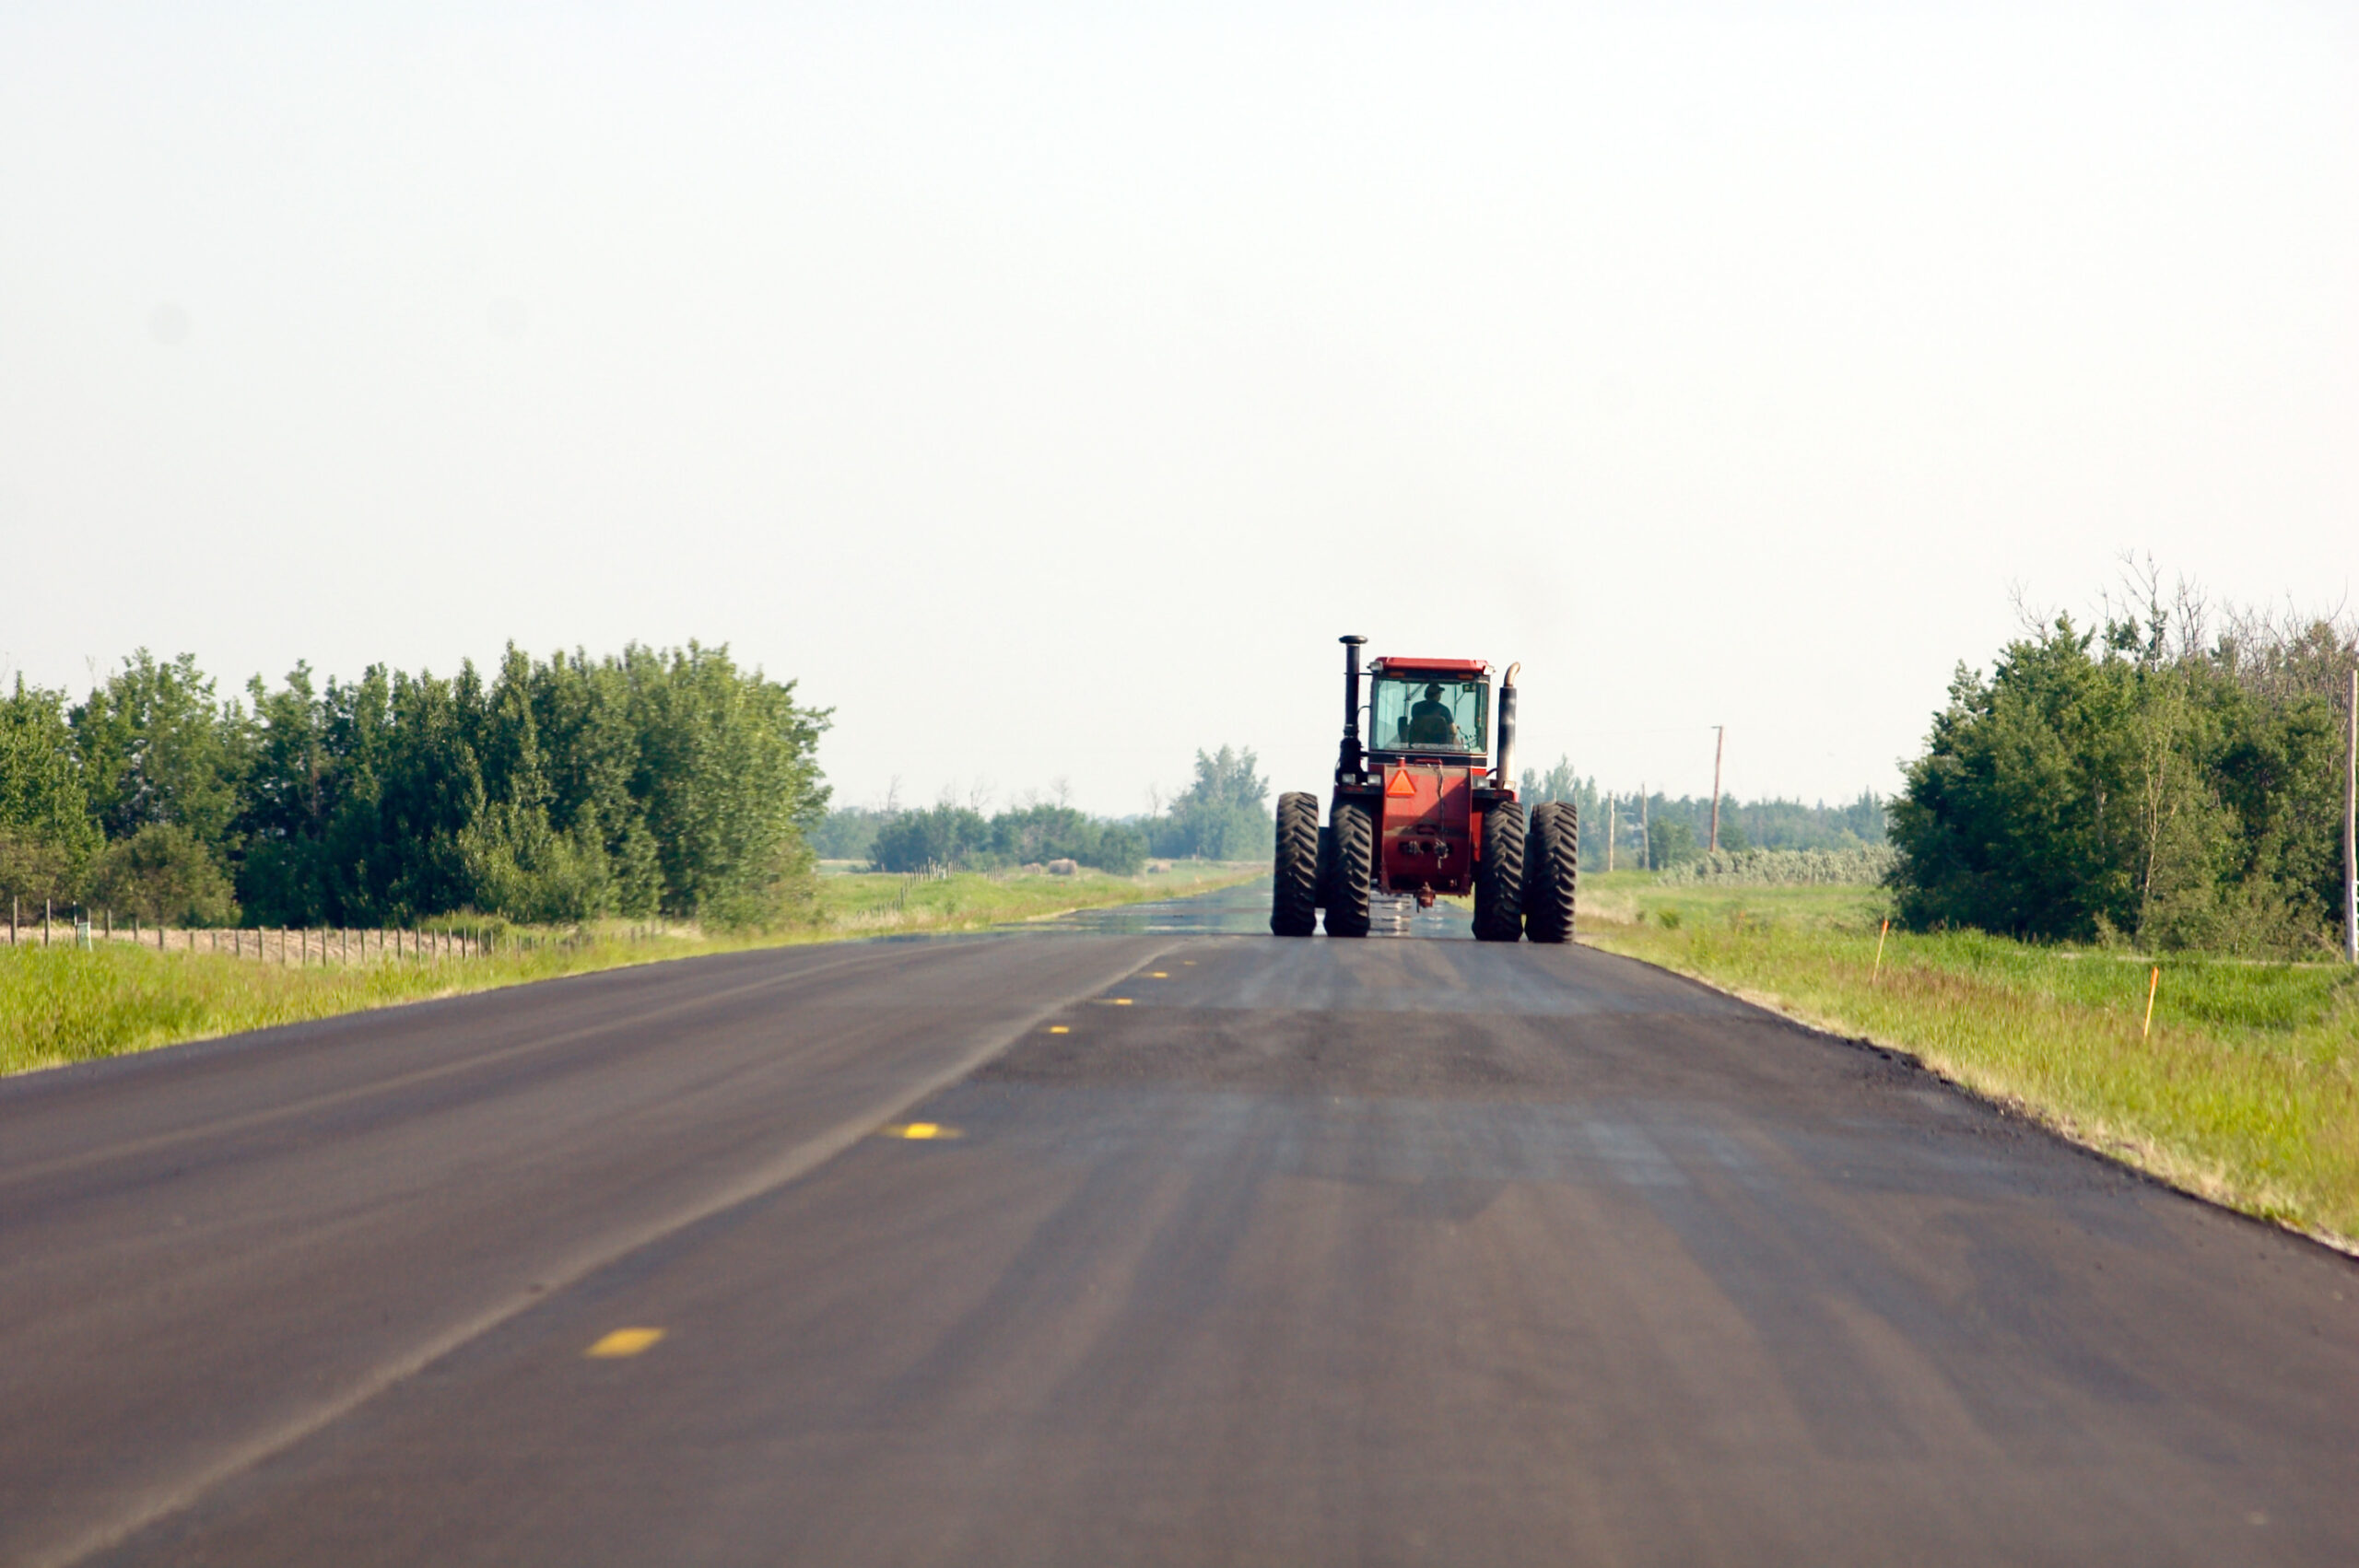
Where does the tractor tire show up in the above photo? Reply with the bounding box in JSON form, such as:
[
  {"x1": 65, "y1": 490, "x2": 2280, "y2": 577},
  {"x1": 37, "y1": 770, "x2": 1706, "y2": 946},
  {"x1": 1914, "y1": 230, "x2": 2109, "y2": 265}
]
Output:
[
  {"x1": 1271, "y1": 791, "x2": 1320, "y2": 937},
  {"x1": 1524, "y1": 801, "x2": 1579, "y2": 944},
  {"x1": 1324, "y1": 802, "x2": 1374, "y2": 938},
  {"x1": 1472, "y1": 801, "x2": 1527, "y2": 942}
]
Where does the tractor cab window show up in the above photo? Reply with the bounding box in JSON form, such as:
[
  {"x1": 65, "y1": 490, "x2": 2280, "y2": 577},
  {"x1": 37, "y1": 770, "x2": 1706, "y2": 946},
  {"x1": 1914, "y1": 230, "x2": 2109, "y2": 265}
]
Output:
[{"x1": 1371, "y1": 677, "x2": 1488, "y2": 755}]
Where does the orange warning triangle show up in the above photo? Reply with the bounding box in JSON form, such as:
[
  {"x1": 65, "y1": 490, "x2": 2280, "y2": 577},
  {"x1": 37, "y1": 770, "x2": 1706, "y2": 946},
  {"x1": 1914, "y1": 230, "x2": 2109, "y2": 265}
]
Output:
[{"x1": 1385, "y1": 768, "x2": 1416, "y2": 797}]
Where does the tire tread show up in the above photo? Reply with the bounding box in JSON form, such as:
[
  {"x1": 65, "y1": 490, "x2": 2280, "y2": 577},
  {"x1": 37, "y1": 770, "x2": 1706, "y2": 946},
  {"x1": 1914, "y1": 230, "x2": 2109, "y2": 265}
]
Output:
[
  {"x1": 1524, "y1": 802, "x2": 1579, "y2": 943},
  {"x1": 1473, "y1": 802, "x2": 1526, "y2": 942},
  {"x1": 1325, "y1": 802, "x2": 1374, "y2": 938},
  {"x1": 1270, "y1": 792, "x2": 1320, "y2": 936}
]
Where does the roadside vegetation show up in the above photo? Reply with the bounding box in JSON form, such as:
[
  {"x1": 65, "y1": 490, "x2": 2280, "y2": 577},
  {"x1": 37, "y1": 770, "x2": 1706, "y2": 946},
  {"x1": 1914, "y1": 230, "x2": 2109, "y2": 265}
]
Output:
[
  {"x1": 0, "y1": 861, "x2": 1261, "y2": 1077},
  {"x1": 1, "y1": 642, "x2": 828, "y2": 932},
  {"x1": 1580, "y1": 872, "x2": 2359, "y2": 1248},
  {"x1": 1890, "y1": 571, "x2": 2354, "y2": 956}
]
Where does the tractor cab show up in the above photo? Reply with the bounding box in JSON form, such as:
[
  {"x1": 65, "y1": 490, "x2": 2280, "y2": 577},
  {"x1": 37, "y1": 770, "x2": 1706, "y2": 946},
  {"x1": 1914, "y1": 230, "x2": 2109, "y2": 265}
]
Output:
[
  {"x1": 1269, "y1": 636, "x2": 1579, "y2": 943},
  {"x1": 1367, "y1": 661, "x2": 1490, "y2": 758}
]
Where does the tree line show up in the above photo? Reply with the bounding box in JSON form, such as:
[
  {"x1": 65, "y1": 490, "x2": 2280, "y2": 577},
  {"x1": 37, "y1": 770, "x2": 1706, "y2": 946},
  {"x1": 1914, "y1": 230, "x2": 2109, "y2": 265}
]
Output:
[
  {"x1": 0, "y1": 644, "x2": 829, "y2": 930},
  {"x1": 814, "y1": 744, "x2": 1275, "y2": 874},
  {"x1": 1891, "y1": 577, "x2": 2354, "y2": 954},
  {"x1": 1517, "y1": 755, "x2": 1886, "y2": 872}
]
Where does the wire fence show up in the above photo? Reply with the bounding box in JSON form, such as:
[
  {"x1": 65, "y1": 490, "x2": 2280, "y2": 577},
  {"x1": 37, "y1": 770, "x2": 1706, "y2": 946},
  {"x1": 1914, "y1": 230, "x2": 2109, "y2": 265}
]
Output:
[{"x1": 3, "y1": 901, "x2": 504, "y2": 964}]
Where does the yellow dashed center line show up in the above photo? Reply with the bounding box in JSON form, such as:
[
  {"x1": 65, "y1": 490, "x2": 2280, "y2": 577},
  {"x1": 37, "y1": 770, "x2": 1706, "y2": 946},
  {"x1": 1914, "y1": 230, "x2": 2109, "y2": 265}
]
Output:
[
  {"x1": 1108, "y1": 998, "x2": 1133, "y2": 1006},
  {"x1": 1146, "y1": 972, "x2": 1169, "y2": 978},
  {"x1": 1048, "y1": 1025, "x2": 1071, "y2": 1034},
  {"x1": 880, "y1": 1121, "x2": 959, "y2": 1141},
  {"x1": 586, "y1": 1328, "x2": 664, "y2": 1359}
]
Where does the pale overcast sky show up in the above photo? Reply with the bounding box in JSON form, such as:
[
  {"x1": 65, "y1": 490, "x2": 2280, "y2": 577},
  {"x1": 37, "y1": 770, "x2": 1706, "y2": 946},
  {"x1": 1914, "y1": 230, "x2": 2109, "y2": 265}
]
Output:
[{"x1": 3, "y1": 2, "x2": 2353, "y2": 817}]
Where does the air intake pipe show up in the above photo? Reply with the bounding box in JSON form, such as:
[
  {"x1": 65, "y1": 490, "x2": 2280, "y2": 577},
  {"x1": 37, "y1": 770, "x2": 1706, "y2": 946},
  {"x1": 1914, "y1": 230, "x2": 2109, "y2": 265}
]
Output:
[
  {"x1": 1495, "y1": 661, "x2": 1521, "y2": 792},
  {"x1": 1338, "y1": 635, "x2": 1367, "y2": 776}
]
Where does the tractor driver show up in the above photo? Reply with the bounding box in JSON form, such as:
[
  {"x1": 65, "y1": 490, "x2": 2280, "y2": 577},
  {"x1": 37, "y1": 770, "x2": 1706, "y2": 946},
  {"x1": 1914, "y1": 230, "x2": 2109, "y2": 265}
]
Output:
[{"x1": 1405, "y1": 683, "x2": 1461, "y2": 746}]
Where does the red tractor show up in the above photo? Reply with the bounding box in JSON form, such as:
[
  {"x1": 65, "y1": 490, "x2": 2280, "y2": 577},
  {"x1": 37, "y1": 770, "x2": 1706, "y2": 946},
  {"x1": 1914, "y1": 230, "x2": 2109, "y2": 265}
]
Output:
[{"x1": 1272, "y1": 636, "x2": 1578, "y2": 942}]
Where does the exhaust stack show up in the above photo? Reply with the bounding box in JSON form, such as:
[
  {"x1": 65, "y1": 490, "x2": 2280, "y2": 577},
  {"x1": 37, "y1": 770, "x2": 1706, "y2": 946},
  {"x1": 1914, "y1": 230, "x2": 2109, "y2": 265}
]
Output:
[
  {"x1": 1495, "y1": 661, "x2": 1521, "y2": 791},
  {"x1": 1338, "y1": 635, "x2": 1367, "y2": 777}
]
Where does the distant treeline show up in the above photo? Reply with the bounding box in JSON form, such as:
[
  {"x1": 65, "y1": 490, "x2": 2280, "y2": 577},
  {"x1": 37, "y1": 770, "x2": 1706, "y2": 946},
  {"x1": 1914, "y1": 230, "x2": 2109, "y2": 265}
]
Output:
[
  {"x1": 1892, "y1": 581, "x2": 2355, "y2": 954},
  {"x1": 1518, "y1": 755, "x2": 1886, "y2": 872},
  {"x1": 0, "y1": 645, "x2": 828, "y2": 930},
  {"x1": 815, "y1": 745, "x2": 1275, "y2": 874}
]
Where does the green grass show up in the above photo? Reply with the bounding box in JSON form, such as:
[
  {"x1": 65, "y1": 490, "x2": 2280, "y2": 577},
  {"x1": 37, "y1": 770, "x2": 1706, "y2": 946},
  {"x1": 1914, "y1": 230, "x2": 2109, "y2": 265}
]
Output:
[
  {"x1": 0, "y1": 861, "x2": 1262, "y2": 1078},
  {"x1": 1579, "y1": 872, "x2": 2359, "y2": 1248}
]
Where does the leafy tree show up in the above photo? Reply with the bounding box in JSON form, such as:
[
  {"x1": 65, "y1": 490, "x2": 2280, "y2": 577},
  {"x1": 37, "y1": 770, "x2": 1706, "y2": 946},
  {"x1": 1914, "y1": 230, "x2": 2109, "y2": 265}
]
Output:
[
  {"x1": 0, "y1": 678, "x2": 100, "y2": 906},
  {"x1": 8, "y1": 640, "x2": 833, "y2": 931},
  {"x1": 66, "y1": 651, "x2": 246, "y2": 910},
  {"x1": 452, "y1": 647, "x2": 614, "y2": 924},
  {"x1": 809, "y1": 806, "x2": 889, "y2": 862},
  {"x1": 235, "y1": 662, "x2": 345, "y2": 924},
  {"x1": 625, "y1": 643, "x2": 829, "y2": 928},
  {"x1": 861, "y1": 798, "x2": 1147, "y2": 875},
  {"x1": 527, "y1": 649, "x2": 664, "y2": 916},
  {"x1": 989, "y1": 803, "x2": 1148, "y2": 874},
  {"x1": 88, "y1": 824, "x2": 240, "y2": 926},
  {"x1": 69, "y1": 651, "x2": 248, "y2": 850},
  {"x1": 1148, "y1": 745, "x2": 1273, "y2": 860},
  {"x1": 870, "y1": 805, "x2": 990, "y2": 872},
  {"x1": 1891, "y1": 598, "x2": 2352, "y2": 954},
  {"x1": 1894, "y1": 625, "x2": 2154, "y2": 941},
  {"x1": 1647, "y1": 815, "x2": 1701, "y2": 869}
]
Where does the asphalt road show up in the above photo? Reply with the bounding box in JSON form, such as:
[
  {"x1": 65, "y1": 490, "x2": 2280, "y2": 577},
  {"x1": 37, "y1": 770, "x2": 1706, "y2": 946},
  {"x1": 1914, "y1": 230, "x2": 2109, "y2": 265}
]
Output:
[{"x1": 4, "y1": 883, "x2": 2354, "y2": 1565}]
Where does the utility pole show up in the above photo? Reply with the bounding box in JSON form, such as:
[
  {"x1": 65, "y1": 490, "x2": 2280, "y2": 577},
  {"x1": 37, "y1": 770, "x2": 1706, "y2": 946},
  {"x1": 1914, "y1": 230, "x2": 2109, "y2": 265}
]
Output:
[
  {"x1": 1607, "y1": 796, "x2": 1616, "y2": 873},
  {"x1": 1709, "y1": 726, "x2": 1726, "y2": 853},
  {"x1": 2345, "y1": 668, "x2": 2355, "y2": 965},
  {"x1": 1640, "y1": 783, "x2": 1650, "y2": 872}
]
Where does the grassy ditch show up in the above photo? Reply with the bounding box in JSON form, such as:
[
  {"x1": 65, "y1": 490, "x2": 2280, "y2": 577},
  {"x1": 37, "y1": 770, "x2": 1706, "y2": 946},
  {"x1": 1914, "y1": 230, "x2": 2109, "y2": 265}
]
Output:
[
  {"x1": 0, "y1": 861, "x2": 1261, "y2": 1078},
  {"x1": 1579, "y1": 872, "x2": 2359, "y2": 1248}
]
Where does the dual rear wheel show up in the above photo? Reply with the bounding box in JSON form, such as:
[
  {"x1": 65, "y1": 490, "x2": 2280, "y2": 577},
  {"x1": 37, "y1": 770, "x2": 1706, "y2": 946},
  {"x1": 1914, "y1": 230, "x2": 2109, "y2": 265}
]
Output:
[
  {"x1": 1524, "y1": 801, "x2": 1579, "y2": 943},
  {"x1": 1270, "y1": 793, "x2": 1375, "y2": 937},
  {"x1": 1273, "y1": 802, "x2": 1378, "y2": 933},
  {"x1": 1473, "y1": 802, "x2": 1525, "y2": 942},
  {"x1": 1271, "y1": 792, "x2": 1320, "y2": 937},
  {"x1": 1323, "y1": 803, "x2": 1374, "y2": 938}
]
